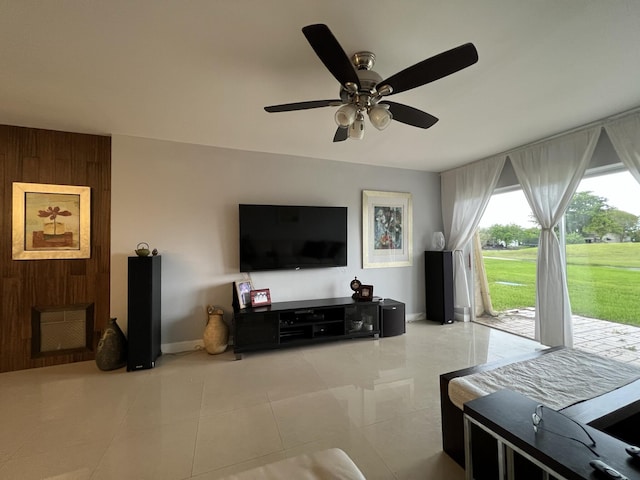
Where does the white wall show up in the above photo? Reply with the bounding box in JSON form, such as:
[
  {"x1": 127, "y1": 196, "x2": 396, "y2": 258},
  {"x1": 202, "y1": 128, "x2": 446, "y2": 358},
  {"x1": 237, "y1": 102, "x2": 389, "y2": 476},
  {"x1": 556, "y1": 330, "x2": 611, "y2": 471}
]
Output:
[{"x1": 111, "y1": 135, "x2": 442, "y2": 346}]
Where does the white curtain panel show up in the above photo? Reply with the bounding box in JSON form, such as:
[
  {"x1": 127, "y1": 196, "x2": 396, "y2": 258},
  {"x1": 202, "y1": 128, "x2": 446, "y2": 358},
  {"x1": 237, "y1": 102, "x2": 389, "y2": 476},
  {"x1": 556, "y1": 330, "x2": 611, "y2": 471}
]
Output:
[
  {"x1": 605, "y1": 112, "x2": 640, "y2": 184},
  {"x1": 509, "y1": 127, "x2": 600, "y2": 347},
  {"x1": 441, "y1": 155, "x2": 506, "y2": 316}
]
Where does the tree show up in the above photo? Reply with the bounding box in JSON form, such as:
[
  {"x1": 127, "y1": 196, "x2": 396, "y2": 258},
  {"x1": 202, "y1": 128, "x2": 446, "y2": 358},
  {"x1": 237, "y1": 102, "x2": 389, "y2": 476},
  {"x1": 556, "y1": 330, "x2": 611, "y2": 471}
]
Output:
[
  {"x1": 521, "y1": 227, "x2": 540, "y2": 246},
  {"x1": 606, "y1": 209, "x2": 639, "y2": 241},
  {"x1": 584, "y1": 212, "x2": 618, "y2": 239},
  {"x1": 565, "y1": 191, "x2": 608, "y2": 236},
  {"x1": 486, "y1": 223, "x2": 524, "y2": 247},
  {"x1": 478, "y1": 229, "x2": 492, "y2": 247},
  {"x1": 631, "y1": 219, "x2": 640, "y2": 242},
  {"x1": 565, "y1": 232, "x2": 584, "y2": 244}
]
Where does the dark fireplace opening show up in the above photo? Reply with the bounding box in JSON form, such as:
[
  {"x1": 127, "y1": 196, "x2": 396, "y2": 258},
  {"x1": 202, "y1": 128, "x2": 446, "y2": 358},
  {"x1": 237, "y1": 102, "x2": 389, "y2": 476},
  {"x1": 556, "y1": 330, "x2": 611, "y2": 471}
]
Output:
[{"x1": 31, "y1": 304, "x2": 94, "y2": 358}]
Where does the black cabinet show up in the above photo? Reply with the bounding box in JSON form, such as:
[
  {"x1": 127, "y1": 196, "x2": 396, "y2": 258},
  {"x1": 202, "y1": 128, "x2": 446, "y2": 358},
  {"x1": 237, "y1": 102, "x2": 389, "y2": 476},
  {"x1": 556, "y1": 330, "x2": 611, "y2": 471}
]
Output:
[
  {"x1": 425, "y1": 250, "x2": 454, "y2": 324},
  {"x1": 127, "y1": 256, "x2": 162, "y2": 371},
  {"x1": 379, "y1": 299, "x2": 406, "y2": 337},
  {"x1": 233, "y1": 297, "x2": 379, "y2": 359},
  {"x1": 465, "y1": 390, "x2": 640, "y2": 480},
  {"x1": 234, "y1": 312, "x2": 279, "y2": 349}
]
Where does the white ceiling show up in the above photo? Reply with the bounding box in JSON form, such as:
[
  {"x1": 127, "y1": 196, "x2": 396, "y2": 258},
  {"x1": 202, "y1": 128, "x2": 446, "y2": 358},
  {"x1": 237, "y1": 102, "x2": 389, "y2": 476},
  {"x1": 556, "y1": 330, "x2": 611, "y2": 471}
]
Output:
[{"x1": 1, "y1": 1, "x2": 640, "y2": 172}]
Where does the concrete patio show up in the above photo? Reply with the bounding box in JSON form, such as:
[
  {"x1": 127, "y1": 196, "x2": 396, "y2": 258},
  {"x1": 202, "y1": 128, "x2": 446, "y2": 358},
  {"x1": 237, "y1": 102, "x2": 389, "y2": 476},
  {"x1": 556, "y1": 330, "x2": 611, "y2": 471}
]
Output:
[{"x1": 475, "y1": 308, "x2": 640, "y2": 366}]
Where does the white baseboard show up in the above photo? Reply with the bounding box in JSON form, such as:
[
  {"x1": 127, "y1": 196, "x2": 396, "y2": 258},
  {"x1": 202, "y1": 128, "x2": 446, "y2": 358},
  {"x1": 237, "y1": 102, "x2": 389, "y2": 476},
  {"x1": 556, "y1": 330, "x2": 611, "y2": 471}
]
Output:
[
  {"x1": 454, "y1": 307, "x2": 470, "y2": 322},
  {"x1": 161, "y1": 339, "x2": 204, "y2": 354},
  {"x1": 407, "y1": 312, "x2": 425, "y2": 322}
]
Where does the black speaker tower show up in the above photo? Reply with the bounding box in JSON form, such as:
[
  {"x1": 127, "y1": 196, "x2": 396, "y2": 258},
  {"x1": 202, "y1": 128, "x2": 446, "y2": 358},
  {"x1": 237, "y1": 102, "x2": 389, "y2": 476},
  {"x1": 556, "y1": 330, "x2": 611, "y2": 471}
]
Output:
[
  {"x1": 424, "y1": 250, "x2": 455, "y2": 324},
  {"x1": 127, "y1": 256, "x2": 162, "y2": 371}
]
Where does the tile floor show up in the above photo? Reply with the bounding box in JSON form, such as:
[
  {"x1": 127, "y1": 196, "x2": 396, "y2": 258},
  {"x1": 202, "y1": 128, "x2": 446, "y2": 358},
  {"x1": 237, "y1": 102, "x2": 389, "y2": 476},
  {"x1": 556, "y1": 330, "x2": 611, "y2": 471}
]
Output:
[
  {"x1": 475, "y1": 308, "x2": 640, "y2": 366},
  {"x1": 0, "y1": 320, "x2": 544, "y2": 480}
]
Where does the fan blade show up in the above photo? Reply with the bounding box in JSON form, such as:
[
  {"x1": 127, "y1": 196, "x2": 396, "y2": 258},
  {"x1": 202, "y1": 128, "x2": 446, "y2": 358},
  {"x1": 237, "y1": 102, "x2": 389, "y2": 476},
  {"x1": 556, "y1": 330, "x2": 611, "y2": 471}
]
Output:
[
  {"x1": 377, "y1": 43, "x2": 478, "y2": 96},
  {"x1": 381, "y1": 101, "x2": 439, "y2": 129},
  {"x1": 333, "y1": 126, "x2": 348, "y2": 142},
  {"x1": 302, "y1": 24, "x2": 360, "y2": 88},
  {"x1": 264, "y1": 99, "x2": 342, "y2": 113}
]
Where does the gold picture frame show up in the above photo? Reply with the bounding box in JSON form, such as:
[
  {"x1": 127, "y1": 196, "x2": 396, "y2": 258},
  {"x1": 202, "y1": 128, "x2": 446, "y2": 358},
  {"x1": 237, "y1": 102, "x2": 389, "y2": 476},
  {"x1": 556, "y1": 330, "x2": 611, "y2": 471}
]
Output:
[
  {"x1": 362, "y1": 190, "x2": 412, "y2": 268},
  {"x1": 12, "y1": 182, "x2": 91, "y2": 260}
]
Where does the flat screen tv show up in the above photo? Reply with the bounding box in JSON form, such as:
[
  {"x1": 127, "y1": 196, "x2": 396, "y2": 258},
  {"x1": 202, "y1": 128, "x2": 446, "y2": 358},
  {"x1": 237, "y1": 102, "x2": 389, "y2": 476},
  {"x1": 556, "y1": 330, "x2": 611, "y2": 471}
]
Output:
[{"x1": 239, "y1": 204, "x2": 347, "y2": 272}]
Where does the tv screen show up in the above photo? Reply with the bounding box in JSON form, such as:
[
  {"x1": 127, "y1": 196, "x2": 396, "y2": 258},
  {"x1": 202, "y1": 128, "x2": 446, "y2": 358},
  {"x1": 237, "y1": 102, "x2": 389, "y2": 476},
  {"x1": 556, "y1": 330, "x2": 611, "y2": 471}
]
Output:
[{"x1": 239, "y1": 204, "x2": 347, "y2": 272}]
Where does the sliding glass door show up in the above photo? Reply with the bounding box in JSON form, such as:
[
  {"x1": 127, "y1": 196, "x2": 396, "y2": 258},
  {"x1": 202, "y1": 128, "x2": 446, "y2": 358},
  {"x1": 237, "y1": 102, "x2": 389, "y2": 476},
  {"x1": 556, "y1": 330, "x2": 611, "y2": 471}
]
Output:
[{"x1": 475, "y1": 167, "x2": 640, "y2": 361}]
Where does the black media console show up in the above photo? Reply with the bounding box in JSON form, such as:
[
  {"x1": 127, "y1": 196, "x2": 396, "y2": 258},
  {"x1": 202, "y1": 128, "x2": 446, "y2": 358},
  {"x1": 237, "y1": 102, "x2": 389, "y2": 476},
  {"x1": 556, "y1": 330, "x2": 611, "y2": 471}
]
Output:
[{"x1": 233, "y1": 297, "x2": 397, "y2": 359}]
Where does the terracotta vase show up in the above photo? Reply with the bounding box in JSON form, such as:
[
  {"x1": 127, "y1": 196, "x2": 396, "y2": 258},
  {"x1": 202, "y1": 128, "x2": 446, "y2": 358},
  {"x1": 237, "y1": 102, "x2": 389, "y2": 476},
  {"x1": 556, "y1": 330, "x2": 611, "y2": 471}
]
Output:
[
  {"x1": 204, "y1": 306, "x2": 228, "y2": 354},
  {"x1": 96, "y1": 318, "x2": 128, "y2": 371}
]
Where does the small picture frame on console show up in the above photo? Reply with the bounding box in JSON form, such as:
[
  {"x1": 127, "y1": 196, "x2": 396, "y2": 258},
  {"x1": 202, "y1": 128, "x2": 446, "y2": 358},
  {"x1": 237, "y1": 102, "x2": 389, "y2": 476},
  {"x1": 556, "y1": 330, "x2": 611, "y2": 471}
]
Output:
[
  {"x1": 358, "y1": 285, "x2": 374, "y2": 301},
  {"x1": 250, "y1": 288, "x2": 271, "y2": 307},
  {"x1": 234, "y1": 280, "x2": 254, "y2": 310}
]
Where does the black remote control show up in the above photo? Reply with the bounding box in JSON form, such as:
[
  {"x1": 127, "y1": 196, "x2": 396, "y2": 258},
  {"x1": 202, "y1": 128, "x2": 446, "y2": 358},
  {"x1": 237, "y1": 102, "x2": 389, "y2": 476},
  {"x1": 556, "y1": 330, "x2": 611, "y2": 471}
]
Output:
[
  {"x1": 626, "y1": 445, "x2": 640, "y2": 459},
  {"x1": 590, "y1": 460, "x2": 628, "y2": 479}
]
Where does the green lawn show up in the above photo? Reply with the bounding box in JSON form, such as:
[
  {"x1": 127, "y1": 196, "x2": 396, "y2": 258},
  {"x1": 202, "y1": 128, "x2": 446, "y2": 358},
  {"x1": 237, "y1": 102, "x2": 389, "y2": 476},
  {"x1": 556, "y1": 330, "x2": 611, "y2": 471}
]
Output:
[{"x1": 482, "y1": 243, "x2": 640, "y2": 326}]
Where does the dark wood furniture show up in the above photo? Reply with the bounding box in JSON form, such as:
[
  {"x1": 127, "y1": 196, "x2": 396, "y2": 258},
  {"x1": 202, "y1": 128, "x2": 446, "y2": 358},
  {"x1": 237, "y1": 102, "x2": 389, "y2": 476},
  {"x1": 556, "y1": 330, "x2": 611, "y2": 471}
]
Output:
[
  {"x1": 425, "y1": 250, "x2": 454, "y2": 324},
  {"x1": 440, "y1": 347, "x2": 640, "y2": 468},
  {"x1": 233, "y1": 297, "x2": 380, "y2": 359},
  {"x1": 127, "y1": 256, "x2": 162, "y2": 371},
  {"x1": 464, "y1": 389, "x2": 640, "y2": 479}
]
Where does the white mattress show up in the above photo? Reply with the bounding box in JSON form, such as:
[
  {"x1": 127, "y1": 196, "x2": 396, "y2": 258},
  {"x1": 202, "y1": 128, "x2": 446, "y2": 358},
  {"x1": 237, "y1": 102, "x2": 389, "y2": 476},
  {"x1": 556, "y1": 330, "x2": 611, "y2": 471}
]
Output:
[{"x1": 448, "y1": 348, "x2": 640, "y2": 410}]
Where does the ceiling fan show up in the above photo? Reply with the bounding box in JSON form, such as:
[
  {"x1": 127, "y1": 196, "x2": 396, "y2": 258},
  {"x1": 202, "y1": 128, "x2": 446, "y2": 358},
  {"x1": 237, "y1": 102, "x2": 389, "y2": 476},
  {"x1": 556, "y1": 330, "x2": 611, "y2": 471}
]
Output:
[{"x1": 264, "y1": 24, "x2": 478, "y2": 142}]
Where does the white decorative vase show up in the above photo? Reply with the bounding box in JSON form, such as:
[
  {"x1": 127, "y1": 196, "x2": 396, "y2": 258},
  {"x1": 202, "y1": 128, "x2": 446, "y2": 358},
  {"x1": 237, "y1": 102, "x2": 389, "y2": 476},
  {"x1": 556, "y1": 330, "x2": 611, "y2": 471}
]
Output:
[
  {"x1": 432, "y1": 232, "x2": 445, "y2": 250},
  {"x1": 203, "y1": 305, "x2": 228, "y2": 354}
]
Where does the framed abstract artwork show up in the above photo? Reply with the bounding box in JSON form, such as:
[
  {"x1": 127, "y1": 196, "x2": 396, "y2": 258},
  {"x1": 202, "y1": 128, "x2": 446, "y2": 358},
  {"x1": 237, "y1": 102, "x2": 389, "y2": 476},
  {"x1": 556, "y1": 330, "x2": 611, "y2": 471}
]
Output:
[
  {"x1": 362, "y1": 190, "x2": 413, "y2": 268},
  {"x1": 12, "y1": 182, "x2": 91, "y2": 260}
]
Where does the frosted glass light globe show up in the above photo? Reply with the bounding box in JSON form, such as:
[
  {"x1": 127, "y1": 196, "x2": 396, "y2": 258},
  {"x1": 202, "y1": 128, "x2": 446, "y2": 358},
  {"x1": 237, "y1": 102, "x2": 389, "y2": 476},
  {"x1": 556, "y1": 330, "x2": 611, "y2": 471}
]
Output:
[{"x1": 368, "y1": 105, "x2": 392, "y2": 130}]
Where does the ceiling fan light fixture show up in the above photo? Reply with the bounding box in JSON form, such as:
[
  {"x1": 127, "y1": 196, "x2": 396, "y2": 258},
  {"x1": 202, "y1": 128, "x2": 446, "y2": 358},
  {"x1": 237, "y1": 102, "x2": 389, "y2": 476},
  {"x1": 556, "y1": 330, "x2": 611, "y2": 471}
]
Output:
[
  {"x1": 348, "y1": 113, "x2": 365, "y2": 140},
  {"x1": 265, "y1": 24, "x2": 478, "y2": 142},
  {"x1": 368, "y1": 104, "x2": 392, "y2": 130},
  {"x1": 376, "y1": 84, "x2": 393, "y2": 96},
  {"x1": 344, "y1": 82, "x2": 359, "y2": 94},
  {"x1": 335, "y1": 104, "x2": 357, "y2": 127}
]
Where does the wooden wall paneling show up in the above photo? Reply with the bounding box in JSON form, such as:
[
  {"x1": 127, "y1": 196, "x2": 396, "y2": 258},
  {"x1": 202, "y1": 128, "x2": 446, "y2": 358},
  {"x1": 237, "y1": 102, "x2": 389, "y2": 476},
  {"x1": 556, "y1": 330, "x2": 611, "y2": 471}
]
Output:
[
  {"x1": 35, "y1": 262, "x2": 61, "y2": 305},
  {"x1": 0, "y1": 153, "x2": 5, "y2": 187},
  {"x1": 53, "y1": 130, "x2": 72, "y2": 161},
  {"x1": 21, "y1": 157, "x2": 40, "y2": 182},
  {"x1": 0, "y1": 124, "x2": 8, "y2": 152},
  {"x1": 20, "y1": 128, "x2": 38, "y2": 158},
  {"x1": 68, "y1": 271, "x2": 90, "y2": 303},
  {"x1": 0, "y1": 124, "x2": 111, "y2": 372},
  {"x1": 53, "y1": 157, "x2": 72, "y2": 184},
  {"x1": 4, "y1": 126, "x2": 19, "y2": 170},
  {"x1": 19, "y1": 297, "x2": 30, "y2": 357},
  {"x1": 95, "y1": 244, "x2": 110, "y2": 276},
  {"x1": 95, "y1": 271, "x2": 110, "y2": 331},
  {"x1": 93, "y1": 218, "x2": 110, "y2": 271},
  {"x1": 69, "y1": 260, "x2": 87, "y2": 277},
  {"x1": 0, "y1": 152, "x2": 8, "y2": 275},
  {"x1": 0, "y1": 278, "x2": 20, "y2": 355},
  {"x1": 70, "y1": 134, "x2": 95, "y2": 185},
  {"x1": 90, "y1": 136, "x2": 111, "y2": 338},
  {"x1": 37, "y1": 131, "x2": 56, "y2": 182},
  {"x1": 89, "y1": 137, "x2": 111, "y2": 188}
]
